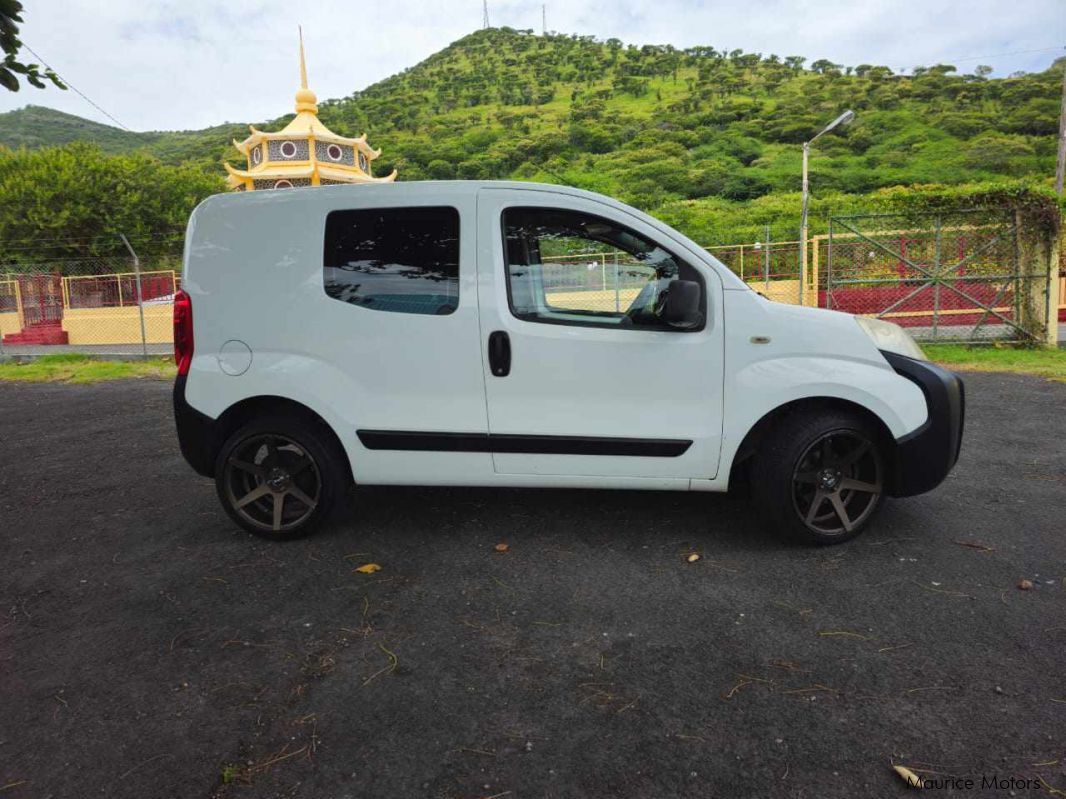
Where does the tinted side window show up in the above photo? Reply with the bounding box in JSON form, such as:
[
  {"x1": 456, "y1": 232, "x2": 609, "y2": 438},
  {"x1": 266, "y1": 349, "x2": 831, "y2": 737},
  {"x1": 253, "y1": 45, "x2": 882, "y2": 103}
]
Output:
[{"x1": 324, "y1": 206, "x2": 459, "y2": 315}]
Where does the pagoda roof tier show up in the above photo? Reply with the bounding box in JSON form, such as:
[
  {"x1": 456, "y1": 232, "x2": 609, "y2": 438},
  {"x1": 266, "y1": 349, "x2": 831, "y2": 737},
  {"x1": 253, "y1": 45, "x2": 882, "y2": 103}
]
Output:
[
  {"x1": 233, "y1": 118, "x2": 382, "y2": 158},
  {"x1": 224, "y1": 161, "x2": 397, "y2": 187}
]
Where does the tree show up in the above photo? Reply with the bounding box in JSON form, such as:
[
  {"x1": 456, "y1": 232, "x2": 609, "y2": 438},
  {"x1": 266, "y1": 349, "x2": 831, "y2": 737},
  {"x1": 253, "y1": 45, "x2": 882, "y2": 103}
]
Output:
[
  {"x1": 0, "y1": 143, "x2": 222, "y2": 260},
  {"x1": 927, "y1": 64, "x2": 957, "y2": 76},
  {"x1": 1, "y1": 0, "x2": 65, "y2": 92},
  {"x1": 425, "y1": 159, "x2": 456, "y2": 179},
  {"x1": 964, "y1": 133, "x2": 1035, "y2": 174}
]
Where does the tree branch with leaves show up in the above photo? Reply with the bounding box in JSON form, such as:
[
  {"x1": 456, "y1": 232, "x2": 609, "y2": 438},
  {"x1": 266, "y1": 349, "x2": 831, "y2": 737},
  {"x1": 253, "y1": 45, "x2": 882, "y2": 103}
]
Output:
[{"x1": 1, "y1": 0, "x2": 66, "y2": 92}]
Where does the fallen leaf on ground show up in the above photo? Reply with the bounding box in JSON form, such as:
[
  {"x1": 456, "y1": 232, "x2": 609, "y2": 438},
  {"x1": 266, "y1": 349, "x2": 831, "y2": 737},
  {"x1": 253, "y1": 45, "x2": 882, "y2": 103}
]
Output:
[
  {"x1": 494, "y1": 543, "x2": 509, "y2": 552},
  {"x1": 354, "y1": 563, "x2": 382, "y2": 574},
  {"x1": 687, "y1": 553, "x2": 700, "y2": 563},
  {"x1": 1018, "y1": 579, "x2": 1033, "y2": 590},
  {"x1": 953, "y1": 540, "x2": 995, "y2": 552},
  {"x1": 893, "y1": 765, "x2": 923, "y2": 788}
]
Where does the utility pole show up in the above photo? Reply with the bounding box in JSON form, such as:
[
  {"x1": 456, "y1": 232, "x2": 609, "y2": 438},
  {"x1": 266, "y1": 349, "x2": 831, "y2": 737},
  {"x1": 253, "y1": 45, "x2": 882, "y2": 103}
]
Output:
[
  {"x1": 542, "y1": 4, "x2": 546, "y2": 35},
  {"x1": 1056, "y1": 56, "x2": 1066, "y2": 195},
  {"x1": 482, "y1": 0, "x2": 490, "y2": 29}
]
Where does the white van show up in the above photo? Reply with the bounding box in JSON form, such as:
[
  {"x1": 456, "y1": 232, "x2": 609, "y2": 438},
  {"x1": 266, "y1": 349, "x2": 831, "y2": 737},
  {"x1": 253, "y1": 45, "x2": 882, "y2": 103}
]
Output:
[{"x1": 173, "y1": 181, "x2": 964, "y2": 545}]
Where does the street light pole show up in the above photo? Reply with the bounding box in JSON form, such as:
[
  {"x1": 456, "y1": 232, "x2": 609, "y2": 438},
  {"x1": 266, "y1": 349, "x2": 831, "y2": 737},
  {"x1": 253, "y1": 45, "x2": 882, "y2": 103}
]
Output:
[{"x1": 799, "y1": 110, "x2": 855, "y2": 307}]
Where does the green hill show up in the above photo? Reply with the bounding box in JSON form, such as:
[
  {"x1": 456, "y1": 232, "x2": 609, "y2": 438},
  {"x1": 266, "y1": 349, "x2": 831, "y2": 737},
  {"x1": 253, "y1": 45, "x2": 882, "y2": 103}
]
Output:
[
  {"x1": 0, "y1": 28, "x2": 1062, "y2": 246},
  {"x1": 0, "y1": 105, "x2": 249, "y2": 170},
  {"x1": 327, "y1": 30, "x2": 1060, "y2": 197},
  {"x1": 0, "y1": 105, "x2": 148, "y2": 151}
]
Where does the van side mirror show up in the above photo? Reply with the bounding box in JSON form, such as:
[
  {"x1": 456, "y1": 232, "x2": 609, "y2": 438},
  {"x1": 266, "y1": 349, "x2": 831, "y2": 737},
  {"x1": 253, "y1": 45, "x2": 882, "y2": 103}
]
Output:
[{"x1": 659, "y1": 280, "x2": 703, "y2": 330}]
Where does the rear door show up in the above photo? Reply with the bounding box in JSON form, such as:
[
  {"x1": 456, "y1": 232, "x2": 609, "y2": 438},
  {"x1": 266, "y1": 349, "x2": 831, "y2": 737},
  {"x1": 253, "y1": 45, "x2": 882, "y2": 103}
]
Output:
[{"x1": 475, "y1": 188, "x2": 724, "y2": 480}]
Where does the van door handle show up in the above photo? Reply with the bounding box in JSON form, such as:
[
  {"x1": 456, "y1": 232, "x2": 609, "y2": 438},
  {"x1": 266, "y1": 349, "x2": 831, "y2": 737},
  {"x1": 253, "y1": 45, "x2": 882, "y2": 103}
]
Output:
[{"x1": 488, "y1": 331, "x2": 511, "y2": 377}]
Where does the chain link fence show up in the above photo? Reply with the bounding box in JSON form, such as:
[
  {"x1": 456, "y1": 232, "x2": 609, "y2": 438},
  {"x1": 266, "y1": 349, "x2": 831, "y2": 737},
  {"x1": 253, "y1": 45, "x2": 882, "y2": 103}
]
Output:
[
  {"x1": 538, "y1": 252, "x2": 655, "y2": 312},
  {"x1": 705, "y1": 239, "x2": 813, "y2": 306},
  {"x1": 0, "y1": 223, "x2": 1059, "y2": 356},
  {"x1": 0, "y1": 234, "x2": 182, "y2": 357}
]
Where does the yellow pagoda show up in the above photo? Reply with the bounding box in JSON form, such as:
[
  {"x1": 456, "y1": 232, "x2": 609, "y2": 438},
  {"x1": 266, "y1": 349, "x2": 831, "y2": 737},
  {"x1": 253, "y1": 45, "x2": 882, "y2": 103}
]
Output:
[{"x1": 225, "y1": 32, "x2": 396, "y2": 191}]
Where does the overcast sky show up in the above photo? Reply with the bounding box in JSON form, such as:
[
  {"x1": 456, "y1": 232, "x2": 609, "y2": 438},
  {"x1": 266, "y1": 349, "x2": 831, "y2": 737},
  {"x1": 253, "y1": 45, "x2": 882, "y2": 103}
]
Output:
[{"x1": 3, "y1": 0, "x2": 1064, "y2": 132}]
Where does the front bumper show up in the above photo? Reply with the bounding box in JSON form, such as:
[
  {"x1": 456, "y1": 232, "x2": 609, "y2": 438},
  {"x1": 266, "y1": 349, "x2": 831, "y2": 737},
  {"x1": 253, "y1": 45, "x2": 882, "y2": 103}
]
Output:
[{"x1": 881, "y1": 350, "x2": 965, "y2": 497}]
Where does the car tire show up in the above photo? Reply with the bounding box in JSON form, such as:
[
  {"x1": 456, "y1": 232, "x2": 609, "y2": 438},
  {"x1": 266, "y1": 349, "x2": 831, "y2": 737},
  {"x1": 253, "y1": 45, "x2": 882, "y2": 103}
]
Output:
[
  {"x1": 214, "y1": 414, "x2": 350, "y2": 541},
  {"x1": 752, "y1": 409, "x2": 886, "y2": 545}
]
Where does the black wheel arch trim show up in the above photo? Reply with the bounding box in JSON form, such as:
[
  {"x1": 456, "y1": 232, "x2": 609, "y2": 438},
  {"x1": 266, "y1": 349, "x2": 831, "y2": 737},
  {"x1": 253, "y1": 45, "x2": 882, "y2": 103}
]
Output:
[
  {"x1": 880, "y1": 350, "x2": 965, "y2": 497},
  {"x1": 174, "y1": 381, "x2": 356, "y2": 481}
]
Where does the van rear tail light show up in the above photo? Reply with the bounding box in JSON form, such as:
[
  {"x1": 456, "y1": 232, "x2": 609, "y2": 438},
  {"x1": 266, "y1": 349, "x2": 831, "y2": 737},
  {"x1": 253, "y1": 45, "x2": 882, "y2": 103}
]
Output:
[{"x1": 173, "y1": 289, "x2": 194, "y2": 376}]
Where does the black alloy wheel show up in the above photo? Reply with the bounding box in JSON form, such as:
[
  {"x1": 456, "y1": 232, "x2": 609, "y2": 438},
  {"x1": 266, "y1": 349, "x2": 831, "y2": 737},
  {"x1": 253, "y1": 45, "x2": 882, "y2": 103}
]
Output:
[
  {"x1": 214, "y1": 415, "x2": 349, "y2": 540},
  {"x1": 791, "y1": 429, "x2": 883, "y2": 537}
]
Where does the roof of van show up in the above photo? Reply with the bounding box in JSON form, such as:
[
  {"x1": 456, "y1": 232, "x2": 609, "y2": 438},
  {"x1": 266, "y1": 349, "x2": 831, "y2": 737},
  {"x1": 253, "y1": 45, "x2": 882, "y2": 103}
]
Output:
[
  {"x1": 200, "y1": 180, "x2": 615, "y2": 207},
  {"x1": 192, "y1": 179, "x2": 652, "y2": 237},
  {"x1": 188, "y1": 179, "x2": 643, "y2": 238}
]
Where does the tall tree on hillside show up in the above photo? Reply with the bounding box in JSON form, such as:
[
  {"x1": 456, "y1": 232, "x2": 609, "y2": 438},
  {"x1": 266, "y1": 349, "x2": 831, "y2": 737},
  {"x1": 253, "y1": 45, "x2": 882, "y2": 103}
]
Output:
[{"x1": 1, "y1": 0, "x2": 65, "y2": 92}]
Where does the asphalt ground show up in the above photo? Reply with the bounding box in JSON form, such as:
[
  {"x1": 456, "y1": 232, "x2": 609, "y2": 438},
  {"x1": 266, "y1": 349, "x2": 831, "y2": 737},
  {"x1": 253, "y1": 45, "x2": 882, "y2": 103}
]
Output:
[{"x1": 0, "y1": 373, "x2": 1064, "y2": 798}]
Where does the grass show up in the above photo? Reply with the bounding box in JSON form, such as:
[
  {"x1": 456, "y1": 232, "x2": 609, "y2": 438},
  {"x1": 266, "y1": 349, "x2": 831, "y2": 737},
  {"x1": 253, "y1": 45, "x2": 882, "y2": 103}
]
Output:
[
  {"x1": 924, "y1": 344, "x2": 1066, "y2": 383},
  {"x1": 0, "y1": 353, "x2": 176, "y2": 384},
  {"x1": 0, "y1": 346, "x2": 1061, "y2": 386}
]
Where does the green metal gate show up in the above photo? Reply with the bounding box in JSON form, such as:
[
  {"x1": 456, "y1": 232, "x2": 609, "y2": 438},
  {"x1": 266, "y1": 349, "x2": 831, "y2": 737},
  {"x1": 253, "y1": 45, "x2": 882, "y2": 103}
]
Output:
[{"x1": 825, "y1": 210, "x2": 1044, "y2": 343}]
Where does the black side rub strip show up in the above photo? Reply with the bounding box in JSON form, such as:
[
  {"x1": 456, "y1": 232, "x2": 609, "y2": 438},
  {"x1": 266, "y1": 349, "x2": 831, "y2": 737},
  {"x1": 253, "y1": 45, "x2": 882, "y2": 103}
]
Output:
[
  {"x1": 880, "y1": 350, "x2": 965, "y2": 497},
  {"x1": 357, "y1": 430, "x2": 692, "y2": 457}
]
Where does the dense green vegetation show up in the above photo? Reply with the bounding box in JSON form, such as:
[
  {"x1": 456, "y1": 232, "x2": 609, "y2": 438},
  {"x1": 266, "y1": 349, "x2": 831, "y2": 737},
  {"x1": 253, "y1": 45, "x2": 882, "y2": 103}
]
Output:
[
  {"x1": 0, "y1": 142, "x2": 221, "y2": 259},
  {"x1": 0, "y1": 27, "x2": 1062, "y2": 250}
]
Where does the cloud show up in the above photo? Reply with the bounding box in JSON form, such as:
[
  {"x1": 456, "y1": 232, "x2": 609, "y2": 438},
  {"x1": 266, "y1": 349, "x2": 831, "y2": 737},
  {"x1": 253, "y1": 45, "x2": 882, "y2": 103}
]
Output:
[{"x1": 3, "y1": 0, "x2": 1063, "y2": 131}]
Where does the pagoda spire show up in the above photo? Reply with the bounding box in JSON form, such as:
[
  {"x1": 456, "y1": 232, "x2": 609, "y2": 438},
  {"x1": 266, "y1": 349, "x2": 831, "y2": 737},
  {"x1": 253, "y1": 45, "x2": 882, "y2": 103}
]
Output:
[
  {"x1": 294, "y1": 26, "x2": 318, "y2": 115},
  {"x1": 299, "y1": 26, "x2": 308, "y2": 90}
]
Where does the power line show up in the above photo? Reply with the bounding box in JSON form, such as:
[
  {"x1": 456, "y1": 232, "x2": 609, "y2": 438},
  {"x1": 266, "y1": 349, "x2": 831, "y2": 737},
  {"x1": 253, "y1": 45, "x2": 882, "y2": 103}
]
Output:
[
  {"x1": 20, "y1": 42, "x2": 130, "y2": 131},
  {"x1": 895, "y1": 44, "x2": 1064, "y2": 77},
  {"x1": 944, "y1": 45, "x2": 1064, "y2": 64}
]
